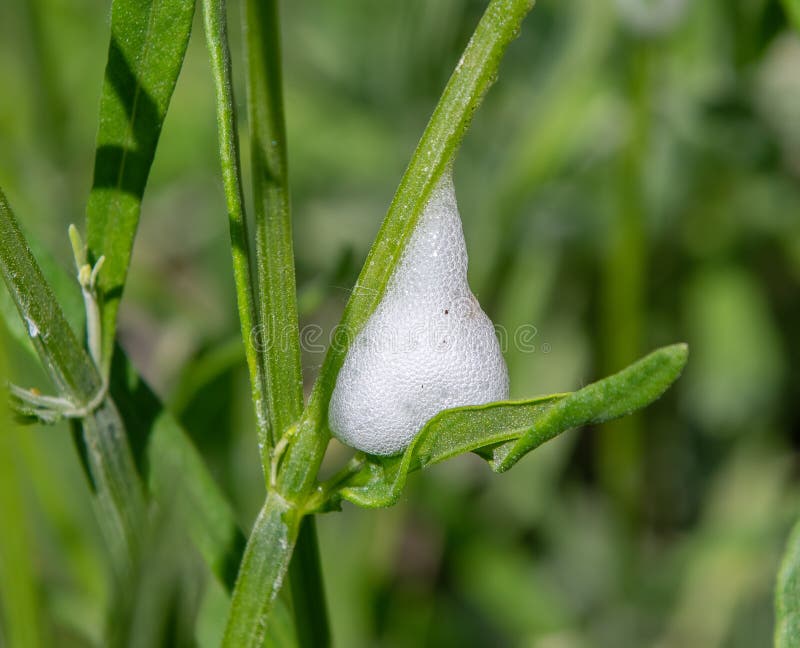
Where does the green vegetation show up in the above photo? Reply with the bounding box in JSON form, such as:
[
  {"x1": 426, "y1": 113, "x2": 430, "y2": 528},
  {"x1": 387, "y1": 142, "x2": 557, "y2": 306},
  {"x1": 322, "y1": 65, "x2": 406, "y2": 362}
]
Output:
[{"x1": 0, "y1": 0, "x2": 799, "y2": 646}]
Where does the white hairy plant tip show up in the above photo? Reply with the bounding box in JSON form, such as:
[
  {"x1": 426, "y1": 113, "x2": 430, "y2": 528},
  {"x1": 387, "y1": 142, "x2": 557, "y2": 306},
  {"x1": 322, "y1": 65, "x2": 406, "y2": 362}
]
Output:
[{"x1": 329, "y1": 173, "x2": 509, "y2": 456}]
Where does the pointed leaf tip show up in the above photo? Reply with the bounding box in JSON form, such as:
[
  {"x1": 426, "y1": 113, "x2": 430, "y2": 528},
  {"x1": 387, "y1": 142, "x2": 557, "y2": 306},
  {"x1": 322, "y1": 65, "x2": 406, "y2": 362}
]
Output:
[
  {"x1": 330, "y1": 344, "x2": 687, "y2": 508},
  {"x1": 492, "y1": 343, "x2": 689, "y2": 471}
]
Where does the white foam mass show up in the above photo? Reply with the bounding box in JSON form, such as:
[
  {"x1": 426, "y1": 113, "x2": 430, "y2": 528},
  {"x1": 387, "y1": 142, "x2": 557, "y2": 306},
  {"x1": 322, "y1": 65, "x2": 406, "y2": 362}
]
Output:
[{"x1": 328, "y1": 173, "x2": 509, "y2": 456}]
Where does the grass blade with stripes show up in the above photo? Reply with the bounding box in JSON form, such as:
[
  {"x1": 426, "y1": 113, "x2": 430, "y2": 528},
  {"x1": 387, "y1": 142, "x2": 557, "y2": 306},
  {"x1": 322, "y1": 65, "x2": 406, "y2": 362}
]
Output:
[
  {"x1": 85, "y1": 0, "x2": 195, "y2": 376},
  {"x1": 0, "y1": 189, "x2": 145, "y2": 573}
]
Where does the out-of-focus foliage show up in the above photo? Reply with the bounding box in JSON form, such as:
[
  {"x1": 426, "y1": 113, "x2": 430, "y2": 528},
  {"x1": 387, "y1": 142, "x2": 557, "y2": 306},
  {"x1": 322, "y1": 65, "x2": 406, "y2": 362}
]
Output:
[{"x1": 0, "y1": 0, "x2": 799, "y2": 646}]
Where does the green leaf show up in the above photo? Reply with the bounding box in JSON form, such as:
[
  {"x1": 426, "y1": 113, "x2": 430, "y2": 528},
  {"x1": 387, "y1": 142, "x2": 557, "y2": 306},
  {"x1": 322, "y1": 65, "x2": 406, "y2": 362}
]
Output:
[
  {"x1": 0, "y1": 188, "x2": 146, "y2": 574},
  {"x1": 493, "y1": 343, "x2": 688, "y2": 471},
  {"x1": 333, "y1": 344, "x2": 688, "y2": 509},
  {"x1": 776, "y1": 518, "x2": 800, "y2": 647},
  {"x1": 85, "y1": 0, "x2": 195, "y2": 375},
  {"x1": 147, "y1": 410, "x2": 246, "y2": 591},
  {"x1": 0, "y1": 189, "x2": 101, "y2": 405},
  {"x1": 109, "y1": 352, "x2": 247, "y2": 592},
  {"x1": 1, "y1": 190, "x2": 243, "y2": 595}
]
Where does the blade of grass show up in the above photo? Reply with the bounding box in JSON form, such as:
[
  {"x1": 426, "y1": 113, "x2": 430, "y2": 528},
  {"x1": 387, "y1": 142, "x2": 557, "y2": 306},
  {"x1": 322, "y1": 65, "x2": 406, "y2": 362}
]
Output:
[
  {"x1": 0, "y1": 189, "x2": 145, "y2": 573},
  {"x1": 0, "y1": 211, "x2": 248, "y2": 595},
  {"x1": 109, "y1": 347, "x2": 247, "y2": 593},
  {"x1": 85, "y1": 0, "x2": 195, "y2": 376},
  {"x1": 147, "y1": 411, "x2": 246, "y2": 592},
  {"x1": 596, "y1": 42, "x2": 651, "y2": 519},
  {"x1": 0, "y1": 190, "x2": 101, "y2": 404}
]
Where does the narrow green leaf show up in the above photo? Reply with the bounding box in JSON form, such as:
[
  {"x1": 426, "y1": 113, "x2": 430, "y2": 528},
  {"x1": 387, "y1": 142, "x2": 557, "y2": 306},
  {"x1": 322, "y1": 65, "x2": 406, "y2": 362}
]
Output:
[
  {"x1": 302, "y1": 0, "x2": 537, "y2": 433},
  {"x1": 244, "y1": 0, "x2": 304, "y2": 449},
  {"x1": 201, "y1": 0, "x2": 270, "y2": 456},
  {"x1": 0, "y1": 207, "x2": 246, "y2": 594},
  {"x1": 147, "y1": 410, "x2": 246, "y2": 592},
  {"x1": 776, "y1": 518, "x2": 800, "y2": 647},
  {"x1": 81, "y1": 400, "x2": 147, "y2": 573},
  {"x1": 0, "y1": 188, "x2": 146, "y2": 572},
  {"x1": 334, "y1": 344, "x2": 687, "y2": 509},
  {"x1": 493, "y1": 343, "x2": 688, "y2": 471},
  {"x1": 222, "y1": 492, "x2": 302, "y2": 648},
  {"x1": 85, "y1": 0, "x2": 195, "y2": 375},
  {"x1": 0, "y1": 189, "x2": 101, "y2": 404},
  {"x1": 333, "y1": 394, "x2": 562, "y2": 509},
  {"x1": 110, "y1": 347, "x2": 247, "y2": 593}
]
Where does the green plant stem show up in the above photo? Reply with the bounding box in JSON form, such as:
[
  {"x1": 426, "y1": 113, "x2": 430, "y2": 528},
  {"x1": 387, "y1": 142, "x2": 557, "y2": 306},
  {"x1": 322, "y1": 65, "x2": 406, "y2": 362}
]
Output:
[
  {"x1": 0, "y1": 189, "x2": 145, "y2": 573},
  {"x1": 222, "y1": 491, "x2": 302, "y2": 647},
  {"x1": 81, "y1": 399, "x2": 147, "y2": 573},
  {"x1": 201, "y1": 0, "x2": 270, "y2": 454},
  {"x1": 240, "y1": 0, "x2": 329, "y2": 643},
  {"x1": 0, "y1": 193, "x2": 247, "y2": 600},
  {"x1": 288, "y1": 517, "x2": 330, "y2": 647},
  {"x1": 223, "y1": 0, "x2": 537, "y2": 642},
  {"x1": 206, "y1": 0, "x2": 332, "y2": 638},
  {"x1": 244, "y1": 0, "x2": 303, "y2": 455}
]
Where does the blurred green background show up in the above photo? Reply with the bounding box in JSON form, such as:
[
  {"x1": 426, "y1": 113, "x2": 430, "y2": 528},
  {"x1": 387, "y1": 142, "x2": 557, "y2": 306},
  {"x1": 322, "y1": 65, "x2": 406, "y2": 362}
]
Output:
[{"x1": 2, "y1": 0, "x2": 800, "y2": 646}]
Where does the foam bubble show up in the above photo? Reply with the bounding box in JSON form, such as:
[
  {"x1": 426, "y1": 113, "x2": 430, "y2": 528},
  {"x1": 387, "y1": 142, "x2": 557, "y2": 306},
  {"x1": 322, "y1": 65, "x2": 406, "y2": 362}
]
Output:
[{"x1": 329, "y1": 173, "x2": 509, "y2": 456}]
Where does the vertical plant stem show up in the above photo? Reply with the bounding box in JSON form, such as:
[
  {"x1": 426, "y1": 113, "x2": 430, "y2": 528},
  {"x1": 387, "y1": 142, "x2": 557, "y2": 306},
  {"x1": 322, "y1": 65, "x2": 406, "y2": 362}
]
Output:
[
  {"x1": 82, "y1": 399, "x2": 147, "y2": 574},
  {"x1": 288, "y1": 517, "x2": 330, "y2": 647},
  {"x1": 597, "y1": 41, "x2": 650, "y2": 521},
  {"x1": 222, "y1": 491, "x2": 302, "y2": 648},
  {"x1": 242, "y1": 0, "x2": 327, "y2": 642},
  {"x1": 223, "y1": 0, "x2": 537, "y2": 641},
  {"x1": 244, "y1": 0, "x2": 303, "y2": 454},
  {"x1": 0, "y1": 190, "x2": 146, "y2": 573},
  {"x1": 201, "y1": 0, "x2": 270, "y2": 450}
]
